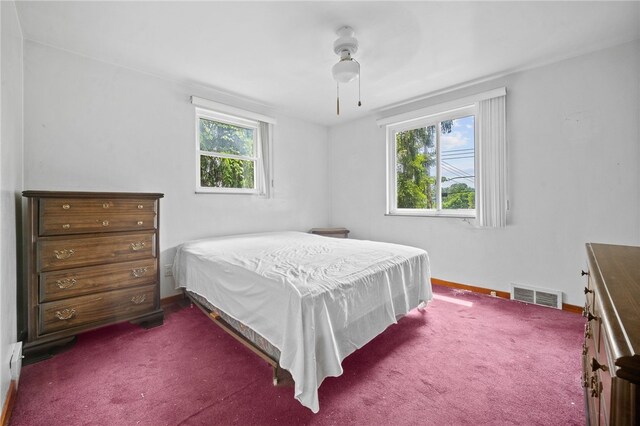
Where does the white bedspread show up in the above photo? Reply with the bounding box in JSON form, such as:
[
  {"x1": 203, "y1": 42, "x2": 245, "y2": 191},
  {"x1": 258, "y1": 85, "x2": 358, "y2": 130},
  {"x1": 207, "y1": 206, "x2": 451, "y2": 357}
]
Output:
[{"x1": 173, "y1": 231, "x2": 432, "y2": 412}]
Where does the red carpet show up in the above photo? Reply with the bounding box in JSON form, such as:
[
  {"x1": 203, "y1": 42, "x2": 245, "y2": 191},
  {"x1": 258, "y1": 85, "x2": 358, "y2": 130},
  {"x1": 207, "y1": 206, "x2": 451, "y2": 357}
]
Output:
[{"x1": 10, "y1": 285, "x2": 585, "y2": 425}]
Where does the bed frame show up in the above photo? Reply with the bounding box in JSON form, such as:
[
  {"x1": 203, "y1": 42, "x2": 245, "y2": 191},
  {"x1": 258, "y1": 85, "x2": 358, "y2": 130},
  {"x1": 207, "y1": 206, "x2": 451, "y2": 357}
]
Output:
[{"x1": 185, "y1": 291, "x2": 293, "y2": 386}]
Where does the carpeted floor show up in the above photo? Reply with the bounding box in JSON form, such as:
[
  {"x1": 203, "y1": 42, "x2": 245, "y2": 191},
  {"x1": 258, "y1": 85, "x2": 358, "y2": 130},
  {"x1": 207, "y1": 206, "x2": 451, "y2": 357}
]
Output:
[{"x1": 10, "y1": 285, "x2": 585, "y2": 425}]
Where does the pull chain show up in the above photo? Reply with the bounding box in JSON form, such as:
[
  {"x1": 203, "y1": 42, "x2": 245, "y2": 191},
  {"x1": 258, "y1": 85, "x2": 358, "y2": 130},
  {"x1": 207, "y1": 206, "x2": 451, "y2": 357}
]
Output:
[
  {"x1": 336, "y1": 82, "x2": 340, "y2": 115},
  {"x1": 357, "y1": 61, "x2": 362, "y2": 107}
]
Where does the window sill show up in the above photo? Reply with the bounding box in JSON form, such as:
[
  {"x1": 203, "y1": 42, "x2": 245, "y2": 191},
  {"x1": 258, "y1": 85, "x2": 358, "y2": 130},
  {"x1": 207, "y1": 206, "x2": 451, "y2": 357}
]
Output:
[
  {"x1": 195, "y1": 189, "x2": 263, "y2": 195},
  {"x1": 386, "y1": 210, "x2": 476, "y2": 219}
]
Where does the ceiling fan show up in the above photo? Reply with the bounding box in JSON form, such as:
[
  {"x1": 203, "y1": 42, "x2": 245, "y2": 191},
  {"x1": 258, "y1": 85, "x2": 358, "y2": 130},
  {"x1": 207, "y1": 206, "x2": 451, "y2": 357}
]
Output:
[{"x1": 331, "y1": 26, "x2": 361, "y2": 115}]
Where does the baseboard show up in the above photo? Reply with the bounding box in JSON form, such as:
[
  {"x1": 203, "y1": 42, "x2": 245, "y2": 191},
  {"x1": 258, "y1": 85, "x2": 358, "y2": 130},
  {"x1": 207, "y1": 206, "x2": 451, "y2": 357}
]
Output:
[
  {"x1": 561, "y1": 303, "x2": 583, "y2": 315},
  {"x1": 160, "y1": 293, "x2": 185, "y2": 307},
  {"x1": 432, "y1": 277, "x2": 583, "y2": 315},
  {"x1": 1, "y1": 380, "x2": 17, "y2": 426},
  {"x1": 432, "y1": 277, "x2": 511, "y2": 299}
]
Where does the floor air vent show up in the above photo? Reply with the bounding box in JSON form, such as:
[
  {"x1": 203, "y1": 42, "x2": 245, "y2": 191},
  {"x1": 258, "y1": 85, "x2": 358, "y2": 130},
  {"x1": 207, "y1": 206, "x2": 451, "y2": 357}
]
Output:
[{"x1": 510, "y1": 283, "x2": 562, "y2": 309}]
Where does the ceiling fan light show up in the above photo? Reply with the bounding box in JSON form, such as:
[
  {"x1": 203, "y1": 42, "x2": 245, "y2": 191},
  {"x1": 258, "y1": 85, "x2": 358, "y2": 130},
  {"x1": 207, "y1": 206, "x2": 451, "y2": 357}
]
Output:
[{"x1": 332, "y1": 59, "x2": 359, "y2": 83}]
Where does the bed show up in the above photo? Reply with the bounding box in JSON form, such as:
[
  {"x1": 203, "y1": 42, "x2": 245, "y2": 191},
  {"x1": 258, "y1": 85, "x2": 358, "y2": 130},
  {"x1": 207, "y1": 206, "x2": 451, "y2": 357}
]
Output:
[{"x1": 173, "y1": 231, "x2": 432, "y2": 412}]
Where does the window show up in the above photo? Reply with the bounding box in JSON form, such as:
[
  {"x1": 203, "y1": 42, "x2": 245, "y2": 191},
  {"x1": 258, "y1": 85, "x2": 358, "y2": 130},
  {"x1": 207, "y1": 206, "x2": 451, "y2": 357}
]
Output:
[
  {"x1": 382, "y1": 87, "x2": 507, "y2": 226},
  {"x1": 196, "y1": 108, "x2": 263, "y2": 194},
  {"x1": 388, "y1": 106, "x2": 476, "y2": 217}
]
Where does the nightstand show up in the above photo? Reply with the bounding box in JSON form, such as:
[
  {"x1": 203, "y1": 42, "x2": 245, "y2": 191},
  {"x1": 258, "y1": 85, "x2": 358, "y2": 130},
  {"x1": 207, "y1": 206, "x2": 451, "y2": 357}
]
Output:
[{"x1": 309, "y1": 228, "x2": 350, "y2": 238}]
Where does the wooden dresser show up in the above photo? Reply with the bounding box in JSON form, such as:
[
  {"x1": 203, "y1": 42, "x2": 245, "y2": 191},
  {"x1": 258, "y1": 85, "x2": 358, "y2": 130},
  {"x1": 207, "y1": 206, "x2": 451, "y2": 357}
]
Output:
[
  {"x1": 582, "y1": 243, "x2": 639, "y2": 425},
  {"x1": 22, "y1": 191, "x2": 164, "y2": 360}
]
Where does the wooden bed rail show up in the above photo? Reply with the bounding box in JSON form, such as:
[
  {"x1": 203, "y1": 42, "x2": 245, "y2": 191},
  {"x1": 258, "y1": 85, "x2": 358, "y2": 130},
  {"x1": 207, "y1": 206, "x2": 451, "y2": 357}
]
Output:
[{"x1": 186, "y1": 292, "x2": 293, "y2": 386}]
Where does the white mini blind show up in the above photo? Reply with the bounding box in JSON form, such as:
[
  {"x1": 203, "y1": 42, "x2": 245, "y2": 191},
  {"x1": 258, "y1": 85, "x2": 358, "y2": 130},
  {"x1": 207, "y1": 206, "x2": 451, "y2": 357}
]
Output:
[
  {"x1": 476, "y1": 94, "x2": 507, "y2": 227},
  {"x1": 258, "y1": 121, "x2": 273, "y2": 198}
]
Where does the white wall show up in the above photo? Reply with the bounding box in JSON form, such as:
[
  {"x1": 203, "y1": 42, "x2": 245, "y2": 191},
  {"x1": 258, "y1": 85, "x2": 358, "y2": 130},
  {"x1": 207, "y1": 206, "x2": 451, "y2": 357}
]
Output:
[
  {"x1": 1, "y1": 0, "x2": 23, "y2": 408},
  {"x1": 330, "y1": 41, "x2": 640, "y2": 306},
  {"x1": 16, "y1": 22, "x2": 640, "y2": 315},
  {"x1": 23, "y1": 41, "x2": 331, "y2": 297}
]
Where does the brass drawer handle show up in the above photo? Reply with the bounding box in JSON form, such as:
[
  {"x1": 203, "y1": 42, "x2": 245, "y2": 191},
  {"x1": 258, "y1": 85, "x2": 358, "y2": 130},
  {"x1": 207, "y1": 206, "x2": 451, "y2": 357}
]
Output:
[
  {"x1": 130, "y1": 242, "x2": 146, "y2": 251},
  {"x1": 55, "y1": 278, "x2": 77, "y2": 289},
  {"x1": 54, "y1": 249, "x2": 75, "y2": 260},
  {"x1": 591, "y1": 357, "x2": 608, "y2": 372},
  {"x1": 102, "y1": 220, "x2": 110, "y2": 227},
  {"x1": 62, "y1": 224, "x2": 70, "y2": 229},
  {"x1": 62, "y1": 204, "x2": 70, "y2": 210},
  {"x1": 137, "y1": 221, "x2": 144, "y2": 226},
  {"x1": 584, "y1": 323, "x2": 592, "y2": 339},
  {"x1": 590, "y1": 376, "x2": 602, "y2": 398},
  {"x1": 131, "y1": 267, "x2": 148, "y2": 277},
  {"x1": 131, "y1": 294, "x2": 146, "y2": 305},
  {"x1": 137, "y1": 204, "x2": 144, "y2": 209},
  {"x1": 55, "y1": 308, "x2": 76, "y2": 320},
  {"x1": 582, "y1": 305, "x2": 596, "y2": 321}
]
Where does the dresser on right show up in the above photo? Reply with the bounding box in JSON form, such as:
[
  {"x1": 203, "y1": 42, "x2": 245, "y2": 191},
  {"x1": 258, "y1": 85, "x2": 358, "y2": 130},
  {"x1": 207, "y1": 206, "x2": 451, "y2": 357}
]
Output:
[{"x1": 583, "y1": 243, "x2": 639, "y2": 425}]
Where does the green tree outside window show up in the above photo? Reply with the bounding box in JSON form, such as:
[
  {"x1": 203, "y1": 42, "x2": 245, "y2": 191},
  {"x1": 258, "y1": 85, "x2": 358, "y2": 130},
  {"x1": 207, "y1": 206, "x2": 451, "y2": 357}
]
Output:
[
  {"x1": 199, "y1": 118, "x2": 256, "y2": 189},
  {"x1": 396, "y1": 120, "x2": 475, "y2": 210}
]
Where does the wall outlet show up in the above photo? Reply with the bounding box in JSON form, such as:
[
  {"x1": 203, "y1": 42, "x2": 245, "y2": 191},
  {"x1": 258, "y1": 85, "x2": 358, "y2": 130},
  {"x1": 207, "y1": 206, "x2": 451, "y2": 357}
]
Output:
[
  {"x1": 164, "y1": 265, "x2": 173, "y2": 277},
  {"x1": 490, "y1": 291, "x2": 497, "y2": 297}
]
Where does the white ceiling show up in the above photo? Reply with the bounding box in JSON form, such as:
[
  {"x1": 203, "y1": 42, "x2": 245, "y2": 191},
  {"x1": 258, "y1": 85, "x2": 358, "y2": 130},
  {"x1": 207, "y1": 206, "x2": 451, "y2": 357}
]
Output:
[{"x1": 15, "y1": 1, "x2": 640, "y2": 126}]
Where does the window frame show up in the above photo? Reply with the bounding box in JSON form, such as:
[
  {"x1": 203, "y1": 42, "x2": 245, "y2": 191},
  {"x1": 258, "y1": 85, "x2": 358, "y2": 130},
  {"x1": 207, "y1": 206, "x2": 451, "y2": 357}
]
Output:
[
  {"x1": 195, "y1": 107, "x2": 264, "y2": 195},
  {"x1": 386, "y1": 105, "x2": 477, "y2": 218}
]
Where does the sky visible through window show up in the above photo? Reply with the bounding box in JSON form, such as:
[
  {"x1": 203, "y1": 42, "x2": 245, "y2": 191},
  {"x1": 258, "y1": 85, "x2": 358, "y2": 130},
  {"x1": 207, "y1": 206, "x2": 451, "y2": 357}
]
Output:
[{"x1": 440, "y1": 115, "x2": 475, "y2": 191}]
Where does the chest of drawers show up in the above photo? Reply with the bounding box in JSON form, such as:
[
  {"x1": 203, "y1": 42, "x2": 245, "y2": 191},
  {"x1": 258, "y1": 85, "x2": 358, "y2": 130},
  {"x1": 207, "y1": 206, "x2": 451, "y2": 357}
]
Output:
[
  {"x1": 22, "y1": 191, "x2": 164, "y2": 360},
  {"x1": 582, "y1": 243, "x2": 639, "y2": 425}
]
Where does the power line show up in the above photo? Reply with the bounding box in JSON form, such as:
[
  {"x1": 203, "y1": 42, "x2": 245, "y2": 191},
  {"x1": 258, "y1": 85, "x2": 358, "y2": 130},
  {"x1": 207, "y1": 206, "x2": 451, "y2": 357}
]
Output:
[
  {"x1": 441, "y1": 155, "x2": 474, "y2": 160},
  {"x1": 443, "y1": 167, "x2": 474, "y2": 182},
  {"x1": 441, "y1": 162, "x2": 475, "y2": 186},
  {"x1": 442, "y1": 151, "x2": 474, "y2": 156},
  {"x1": 441, "y1": 148, "x2": 474, "y2": 153},
  {"x1": 441, "y1": 148, "x2": 474, "y2": 160},
  {"x1": 442, "y1": 161, "x2": 474, "y2": 178}
]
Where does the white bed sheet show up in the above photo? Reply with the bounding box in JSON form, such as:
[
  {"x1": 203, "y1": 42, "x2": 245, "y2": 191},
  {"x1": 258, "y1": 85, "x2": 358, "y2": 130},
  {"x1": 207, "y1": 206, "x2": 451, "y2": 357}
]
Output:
[{"x1": 173, "y1": 231, "x2": 432, "y2": 412}]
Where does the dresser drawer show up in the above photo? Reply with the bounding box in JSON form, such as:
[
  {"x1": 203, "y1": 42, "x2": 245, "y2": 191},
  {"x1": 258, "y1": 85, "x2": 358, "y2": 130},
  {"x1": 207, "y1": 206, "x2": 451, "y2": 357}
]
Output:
[
  {"x1": 585, "y1": 273, "x2": 595, "y2": 316},
  {"x1": 40, "y1": 258, "x2": 157, "y2": 302},
  {"x1": 598, "y1": 323, "x2": 614, "y2": 422},
  {"x1": 583, "y1": 352, "x2": 600, "y2": 424},
  {"x1": 38, "y1": 232, "x2": 155, "y2": 272},
  {"x1": 41, "y1": 198, "x2": 157, "y2": 215},
  {"x1": 40, "y1": 212, "x2": 157, "y2": 236},
  {"x1": 39, "y1": 284, "x2": 157, "y2": 335}
]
